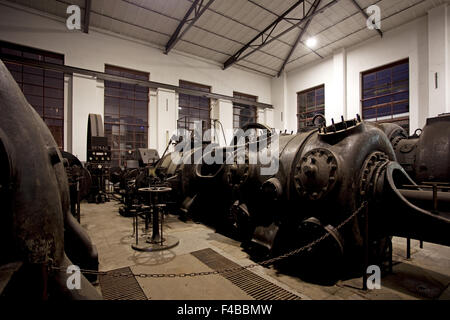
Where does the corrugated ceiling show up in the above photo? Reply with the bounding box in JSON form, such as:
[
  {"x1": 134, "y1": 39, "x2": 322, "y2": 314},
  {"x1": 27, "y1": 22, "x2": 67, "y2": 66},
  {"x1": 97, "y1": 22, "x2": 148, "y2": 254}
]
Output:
[{"x1": 4, "y1": 0, "x2": 447, "y2": 77}]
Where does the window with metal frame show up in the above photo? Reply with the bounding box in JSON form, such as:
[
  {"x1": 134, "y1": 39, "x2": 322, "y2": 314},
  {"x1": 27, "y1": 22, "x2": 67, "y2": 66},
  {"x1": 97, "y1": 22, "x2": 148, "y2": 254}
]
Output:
[
  {"x1": 297, "y1": 85, "x2": 325, "y2": 132},
  {"x1": 178, "y1": 80, "x2": 211, "y2": 138},
  {"x1": 104, "y1": 65, "x2": 149, "y2": 167},
  {"x1": 0, "y1": 41, "x2": 65, "y2": 149},
  {"x1": 233, "y1": 91, "x2": 258, "y2": 129},
  {"x1": 361, "y1": 59, "x2": 409, "y2": 132}
]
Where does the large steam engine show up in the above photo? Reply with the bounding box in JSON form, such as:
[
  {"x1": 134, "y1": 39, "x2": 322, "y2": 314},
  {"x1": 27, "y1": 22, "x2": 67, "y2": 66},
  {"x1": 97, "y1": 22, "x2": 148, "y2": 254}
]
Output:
[
  {"x1": 380, "y1": 114, "x2": 450, "y2": 184},
  {"x1": 0, "y1": 61, "x2": 101, "y2": 299},
  {"x1": 169, "y1": 119, "x2": 450, "y2": 282}
]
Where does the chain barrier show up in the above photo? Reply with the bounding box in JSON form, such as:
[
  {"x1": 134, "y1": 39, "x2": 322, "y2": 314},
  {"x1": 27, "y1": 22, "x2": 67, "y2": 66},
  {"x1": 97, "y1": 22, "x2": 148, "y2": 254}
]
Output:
[{"x1": 50, "y1": 201, "x2": 367, "y2": 279}]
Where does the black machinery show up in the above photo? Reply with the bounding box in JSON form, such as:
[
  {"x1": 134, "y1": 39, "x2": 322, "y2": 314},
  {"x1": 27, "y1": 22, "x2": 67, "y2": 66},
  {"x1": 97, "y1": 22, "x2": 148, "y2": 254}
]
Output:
[
  {"x1": 379, "y1": 113, "x2": 450, "y2": 184},
  {"x1": 157, "y1": 118, "x2": 450, "y2": 283},
  {"x1": 379, "y1": 114, "x2": 450, "y2": 258},
  {"x1": 86, "y1": 114, "x2": 111, "y2": 203},
  {"x1": 0, "y1": 60, "x2": 101, "y2": 299},
  {"x1": 113, "y1": 148, "x2": 161, "y2": 217},
  {"x1": 62, "y1": 151, "x2": 92, "y2": 223}
]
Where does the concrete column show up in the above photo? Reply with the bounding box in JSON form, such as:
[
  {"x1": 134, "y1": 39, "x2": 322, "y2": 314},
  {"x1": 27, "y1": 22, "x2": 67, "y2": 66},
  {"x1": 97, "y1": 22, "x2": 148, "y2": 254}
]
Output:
[
  {"x1": 428, "y1": 5, "x2": 449, "y2": 116},
  {"x1": 331, "y1": 48, "x2": 347, "y2": 122},
  {"x1": 264, "y1": 108, "x2": 274, "y2": 128},
  {"x1": 212, "y1": 99, "x2": 233, "y2": 146},
  {"x1": 71, "y1": 73, "x2": 103, "y2": 161},
  {"x1": 156, "y1": 88, "x2": 177, "y2": 156},
  {"x1": 270, "y1": 72, "x2": 287, "y2": 132},
  {"x1": 64, "y1": 75, "x2": 72, "y2": 153},
  {"x1": 257, "y1": 108, "x2": 265, "y2": 125},
  {"x1": 148, "y1": 89, "x2": 158, "y2": 151}
]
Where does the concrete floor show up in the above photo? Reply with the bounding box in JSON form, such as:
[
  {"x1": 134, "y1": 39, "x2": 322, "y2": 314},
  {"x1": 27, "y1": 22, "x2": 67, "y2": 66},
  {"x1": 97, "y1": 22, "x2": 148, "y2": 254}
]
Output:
[{"x1": 80, "y1": 200, "x2": 450, "y2": 300}]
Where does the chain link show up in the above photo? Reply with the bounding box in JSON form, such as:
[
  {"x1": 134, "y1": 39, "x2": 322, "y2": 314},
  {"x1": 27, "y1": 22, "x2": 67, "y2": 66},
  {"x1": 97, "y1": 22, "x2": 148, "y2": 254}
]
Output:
[{"x1": 51, "y1": 202, "x2": 367, "y2": 278}]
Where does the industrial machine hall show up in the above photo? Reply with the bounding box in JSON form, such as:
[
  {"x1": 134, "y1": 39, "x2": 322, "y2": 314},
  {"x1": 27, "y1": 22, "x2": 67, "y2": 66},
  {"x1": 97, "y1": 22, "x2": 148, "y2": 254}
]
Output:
[{"x1": 1, "y1": 0, "x2": 450, "y2": 305}]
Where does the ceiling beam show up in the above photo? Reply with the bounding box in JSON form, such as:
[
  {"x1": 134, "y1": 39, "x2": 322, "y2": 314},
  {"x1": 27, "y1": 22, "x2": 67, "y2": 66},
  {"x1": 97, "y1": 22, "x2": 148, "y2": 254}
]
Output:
[
  {"x1": 84, "y1": 0, "x2": 91, "y2": 33},
  {"x1": 165, "y1": 0, "x2": 215, "y2": 54},
  {"x1": 223, "y1": 0, "x2": 339, "y2": 70},
  {"x1": 246, "y1": 0, "x2": 323, "y2": 59},
  {"x1": 277, "y1": 0, "x2": 322, "y2": 77},
  {"x1": 349, "y1": 0, "x2": 383, "y2": 38},
  {"x1": 223, "y1": 0, "x2": 306, "y2": 70}
]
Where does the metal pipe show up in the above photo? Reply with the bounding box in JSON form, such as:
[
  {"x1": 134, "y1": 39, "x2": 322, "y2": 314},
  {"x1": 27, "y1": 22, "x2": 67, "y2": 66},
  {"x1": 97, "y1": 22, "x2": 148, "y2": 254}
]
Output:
[
  {"x1": 0, "y1": 54, "x2": 273, "y2": 109},
  {"x1": 407, "y1": 238, "x2": 411, "y2": 259},
  {"x1": 224, "y1": 0, "x2": 339, "y2": 69},
  {"x1": 363, "y1": 203, "x2": 369, "y2": 290},
  {"x1": 398, "y1": 189, "x2": 450, "y2": 204}
]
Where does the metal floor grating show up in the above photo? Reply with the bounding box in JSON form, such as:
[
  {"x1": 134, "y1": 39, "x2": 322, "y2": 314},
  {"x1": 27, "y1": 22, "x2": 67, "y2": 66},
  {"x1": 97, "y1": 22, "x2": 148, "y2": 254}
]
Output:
[
  {"x1": 191, "y1": 248, "x2": 301, "y2": 300},
  {"x1": 99, "y1": 267, "x2": 147, "y2": 300}
]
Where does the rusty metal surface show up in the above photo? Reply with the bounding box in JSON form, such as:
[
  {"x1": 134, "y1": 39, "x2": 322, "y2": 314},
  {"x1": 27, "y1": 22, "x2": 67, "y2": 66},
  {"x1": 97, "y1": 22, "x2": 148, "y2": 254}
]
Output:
[
  {"x1": 183, "y1": 118, "x2": 450, "y2": 282},
  {"x1": 0, "y1": 59, "x2": 101, "y2": 299},
  {"x1": 379, "y1": 114, "x2": 450, "y2": 183},
  {"x1": 99, "y1": 267, "x2": 147, "y2": 300}
]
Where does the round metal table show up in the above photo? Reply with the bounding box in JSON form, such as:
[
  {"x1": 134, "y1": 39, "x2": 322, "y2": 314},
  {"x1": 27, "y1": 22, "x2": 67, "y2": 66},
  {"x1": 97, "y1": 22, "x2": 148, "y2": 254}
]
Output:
[{"x1": 131, "y1": 186, "x2": 179, "y2": 252}]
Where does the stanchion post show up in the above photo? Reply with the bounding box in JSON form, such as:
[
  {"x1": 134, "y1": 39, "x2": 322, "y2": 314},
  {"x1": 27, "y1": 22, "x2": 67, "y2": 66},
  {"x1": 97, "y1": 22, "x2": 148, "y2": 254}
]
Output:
[
  {"x1": 363, "y1": 202, "x2": 369, "y2": 291},
  {"x1": 389, "y1": 239, "x2": 393, "y2": 274},
  {"x1": 407, "y1": 238, "x2": 411, "y2": 259},
  {"x1": 135, "y1": 213, "x2": 138, "y2": 246}
]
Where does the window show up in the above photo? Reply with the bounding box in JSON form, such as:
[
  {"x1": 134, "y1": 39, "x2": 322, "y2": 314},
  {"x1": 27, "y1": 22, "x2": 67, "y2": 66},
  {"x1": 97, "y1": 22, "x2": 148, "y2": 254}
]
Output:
[
  {"x1": 104, "y1": 65, "x2": 149, "y2": 167},
  {"x1": 178, "y1": 80, "x2": 211, "y2": 138},
  {"x1": 361, "y1": 59, "x2": 409, "y2": 132},
  {"x1": 0, "y1": 41, "x2": 65, "y2": 148},
  {"x1": 297, "y1": 85, "x2": 325, "y2": 132},
  {"x1": 233, "y1": 92, "x2": 257, "y2": 129}
]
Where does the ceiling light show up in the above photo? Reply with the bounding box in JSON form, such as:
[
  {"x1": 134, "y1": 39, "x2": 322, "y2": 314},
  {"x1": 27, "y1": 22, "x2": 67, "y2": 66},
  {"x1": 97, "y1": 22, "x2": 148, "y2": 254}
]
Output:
[{"x1": 306, "y1": 37, "x2": 317, "y2": 48}]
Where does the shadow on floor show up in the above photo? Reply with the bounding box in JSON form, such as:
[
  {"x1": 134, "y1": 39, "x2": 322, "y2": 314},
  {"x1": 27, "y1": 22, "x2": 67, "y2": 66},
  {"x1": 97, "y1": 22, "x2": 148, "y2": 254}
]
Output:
[
  {"x1": 129, "y1": 250, "x2": 177, "y2": 267},
  {"x1": 380, "y1": 261, "x2": 450, "y2": 299}
]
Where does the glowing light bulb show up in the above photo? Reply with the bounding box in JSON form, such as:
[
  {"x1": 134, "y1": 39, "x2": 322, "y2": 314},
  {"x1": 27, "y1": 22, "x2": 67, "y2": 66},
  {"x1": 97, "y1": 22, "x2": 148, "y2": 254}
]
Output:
[{"x1": 306, "y1": 37, "x2": 317, "y2": 48}]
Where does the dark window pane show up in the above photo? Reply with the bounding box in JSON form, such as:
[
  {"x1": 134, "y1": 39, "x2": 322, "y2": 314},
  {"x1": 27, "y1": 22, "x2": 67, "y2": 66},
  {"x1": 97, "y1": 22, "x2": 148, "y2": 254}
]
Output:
[
  {"x1": 297, "y1": 85, "x2": 325, "y2": 132},
  {"x1": 104, "y1": 65, "x2": 149, "y2": 165},
  {"x1": 23, "y1": 84, "x2": 43, "y2": 96},
  {"x1": 233, "y1": 92, "x2": 257, "y2": 129},
  {"x1": 44, "y1": 69, "x2": 64, "y2": 80},
  {"x1": 361, "y1": 59, "x2": 409, "y2": 132},
  {"x1": 45, "y1": 76, "x2": 64, "y2": 89},
  {"x1": 45, "y1": 87, "x2": 64, "y2": 99},
  {"x1": 10, "y1": 70, "x2": 22, "y2": 83},
  {"x1": 178, "y1": 80, "x2": 211, "y2": 134},
  {"x1": 23, "y1": 73, "x2": 43, "y2": 85},
  {"x1": 26, "y1": 95, "x2": 44, "y2": 107},
  {"x1": 23, "y1": 65, "x2": 44, "y2": 76}
]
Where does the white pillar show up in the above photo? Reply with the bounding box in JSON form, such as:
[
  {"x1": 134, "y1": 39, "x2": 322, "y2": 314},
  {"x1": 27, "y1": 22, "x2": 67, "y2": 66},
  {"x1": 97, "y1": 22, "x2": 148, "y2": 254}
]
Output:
[
  {"x1": 156, "y1": 88, "x2": 176, "y2": 156},
  {"x1": 212, "y1": 98, "x2": 233, "y2": 146},
  {"x1": 148, "y1": 89, "x2": 158, "y2": 151},
  {"x1": 257, "y1": 108, "x2": 265, "y2": 125},
  {"x1": 71, "y1": 73, "x2": 103, "y2": 162},
  {"x1": 264, "y1": 108, "x2": 274, "y2": 128},
  {"x1": 331, "y1": 48, "x2": 347, "y2": 122},
  {"x1": 428, "y1": 5, "x2": 449, "y2": 116},
  {"x1": 270, "y1": 72, "x2": 288, "y2": 132},
  {"x1": 64, "y1": 75, "x2": 72, "y2": 153}
]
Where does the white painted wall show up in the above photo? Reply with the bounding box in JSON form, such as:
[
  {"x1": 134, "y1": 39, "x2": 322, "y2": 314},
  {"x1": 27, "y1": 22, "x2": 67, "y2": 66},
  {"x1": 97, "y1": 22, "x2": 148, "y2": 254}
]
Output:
[
  {"x1": 281, "y1": 5, "x2": 449, "y2": 135},
  {"x1": 346, "y1": 17, "x2": 428, "y2": 133},
  {"x1": 270, "y1": 73, "x2": 287, "y2": 131},
  {"x1": 0, "y1": 2, "x2": 272, "y2": 159},
  {"x1": 428, "y1": 4, "x2": 449, "y2": 116}
]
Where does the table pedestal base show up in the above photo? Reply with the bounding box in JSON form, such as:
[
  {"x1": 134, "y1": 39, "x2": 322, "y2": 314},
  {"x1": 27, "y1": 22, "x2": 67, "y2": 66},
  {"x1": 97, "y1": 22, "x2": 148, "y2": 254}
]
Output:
[{"x1": 131, "y1": 235, "x2": 179, "y2": 252}]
